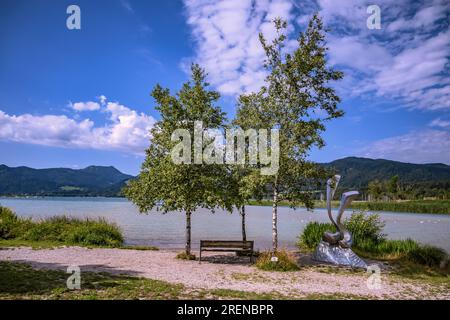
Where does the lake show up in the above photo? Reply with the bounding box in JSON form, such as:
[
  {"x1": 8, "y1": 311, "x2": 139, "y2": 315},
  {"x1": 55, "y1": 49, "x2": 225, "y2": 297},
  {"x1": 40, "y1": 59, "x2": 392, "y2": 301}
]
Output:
[{"x1": 1, "y1": 197, "x2": 449, "y2": 253}]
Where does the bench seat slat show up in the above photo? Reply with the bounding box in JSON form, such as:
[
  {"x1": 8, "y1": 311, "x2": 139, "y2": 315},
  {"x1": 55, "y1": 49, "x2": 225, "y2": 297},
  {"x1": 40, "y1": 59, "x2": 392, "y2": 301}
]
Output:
[
  {"x1": 200, "y1": 241, "x2": 253, "y2": 248},
  {"x1": 201, "y1": 248, "x2": 252, "y2": 251},
  {"x1": 199, "y1": 240, "x2": 254, "y2": 263}
]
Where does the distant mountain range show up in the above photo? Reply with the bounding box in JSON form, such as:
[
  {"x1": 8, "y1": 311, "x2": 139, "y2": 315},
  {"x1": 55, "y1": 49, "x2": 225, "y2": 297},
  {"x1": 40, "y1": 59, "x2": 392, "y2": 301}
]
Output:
[
  {"x1": 322, "y1": 157, "x2": 450, "y2": 189},
  {"x1": 0, "y1": 165, "x2": 133, "y2": 196},
  {"x1": 0, "y1": 157, "x2": 449, "y2": 196}
]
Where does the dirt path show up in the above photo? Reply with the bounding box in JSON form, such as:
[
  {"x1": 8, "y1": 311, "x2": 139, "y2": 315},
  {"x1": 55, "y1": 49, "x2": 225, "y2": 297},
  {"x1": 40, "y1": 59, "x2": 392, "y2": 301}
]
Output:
[{"x1": 0, "y1": 247, "x2": 447, "y2": 299}]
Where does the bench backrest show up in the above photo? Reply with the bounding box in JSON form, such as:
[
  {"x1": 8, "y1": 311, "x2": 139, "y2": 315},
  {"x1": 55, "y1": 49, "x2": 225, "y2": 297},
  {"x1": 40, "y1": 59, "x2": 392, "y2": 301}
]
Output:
[{"x1": 200, "y1": 240, "x2": 253, "y2": 249}]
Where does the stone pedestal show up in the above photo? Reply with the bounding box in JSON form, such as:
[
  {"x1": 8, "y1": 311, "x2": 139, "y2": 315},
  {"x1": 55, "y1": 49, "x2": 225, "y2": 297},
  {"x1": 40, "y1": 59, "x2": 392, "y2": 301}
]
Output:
[{"x1": 313, "y1": 241, "x2": 367, "y2": 269}]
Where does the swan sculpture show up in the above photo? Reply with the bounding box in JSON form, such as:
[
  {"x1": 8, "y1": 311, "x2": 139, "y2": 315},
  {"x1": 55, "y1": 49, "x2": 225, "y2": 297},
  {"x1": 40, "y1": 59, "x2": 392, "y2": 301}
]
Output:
[{"x1": 313, "y1": 175, "x2": 367, "y2": 268}]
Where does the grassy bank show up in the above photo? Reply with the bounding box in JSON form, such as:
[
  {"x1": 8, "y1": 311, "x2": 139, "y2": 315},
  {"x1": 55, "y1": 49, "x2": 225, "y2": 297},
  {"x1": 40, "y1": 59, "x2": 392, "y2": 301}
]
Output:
[
  {"x1": 0, "y1": 206, "x2": 124, "y2": 248},
  {"x1": 248, "y1": 199, "x2": 450, "y2": 214}
]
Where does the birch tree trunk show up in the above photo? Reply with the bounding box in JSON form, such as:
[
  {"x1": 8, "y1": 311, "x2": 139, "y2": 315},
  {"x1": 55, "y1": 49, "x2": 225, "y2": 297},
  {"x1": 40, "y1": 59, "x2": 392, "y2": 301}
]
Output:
[
  {"x1": 185, "y1": 210, "x2": 191, "y2": 256},
  {"x1": 240, "y1": 206, "x2": 247, "y2": 242},
  {"x1": 272, "y1": 188, "x2": 278, "y2": 253}
]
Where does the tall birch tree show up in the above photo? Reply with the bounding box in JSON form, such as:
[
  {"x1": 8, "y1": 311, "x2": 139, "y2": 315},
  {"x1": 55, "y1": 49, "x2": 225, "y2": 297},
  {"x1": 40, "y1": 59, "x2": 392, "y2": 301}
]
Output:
[
  {"x1": 124, "y1": 64, "x2": 229, "y2": 258},
  {"x1": 234, "y1": 15, "x2": 344, "y2": 252}
]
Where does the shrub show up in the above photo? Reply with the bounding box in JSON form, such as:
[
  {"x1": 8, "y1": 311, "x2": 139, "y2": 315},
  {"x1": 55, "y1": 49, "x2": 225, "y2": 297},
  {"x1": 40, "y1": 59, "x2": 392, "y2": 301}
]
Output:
[
  {"x1": 63, "y1": 219, "x2": 123, "y2": 247},
  {"x1": 0, "y1": 206, "x2": 124, "y2": 247},
  {"x1": 344, "y1": 212, "x2": 385, "y2": 246},
  {"x1": 176, "y1": 252, "x2": 196, "y2": 260},
  {"x1": 255, "y1": 249, "x2": 299, "y2": 272},
  {"x1": 0, "y1": 207, "x2": 32, "y2": 239},
  {"x1": 0, "y1": 207, "x2": 20, "y2": 239},
  {"x1": 406, "y1": 244, "x2": 447, "y2": 267},
  {"x1": 297, "y1": 222, "x2": 335, "y2": 250}
]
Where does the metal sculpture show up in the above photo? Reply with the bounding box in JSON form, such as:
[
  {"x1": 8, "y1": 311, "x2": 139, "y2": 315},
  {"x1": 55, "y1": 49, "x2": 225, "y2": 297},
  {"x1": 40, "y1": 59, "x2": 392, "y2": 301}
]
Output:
[{"x1": 313, "y1": 175, "x2": 367, "y2": 269}]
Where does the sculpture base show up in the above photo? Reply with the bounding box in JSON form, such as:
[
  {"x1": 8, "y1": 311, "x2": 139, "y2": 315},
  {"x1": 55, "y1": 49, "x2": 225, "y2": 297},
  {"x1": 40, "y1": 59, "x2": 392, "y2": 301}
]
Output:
[{"x1": 313, "y1": 241, "x2": 367, "y2": 269}]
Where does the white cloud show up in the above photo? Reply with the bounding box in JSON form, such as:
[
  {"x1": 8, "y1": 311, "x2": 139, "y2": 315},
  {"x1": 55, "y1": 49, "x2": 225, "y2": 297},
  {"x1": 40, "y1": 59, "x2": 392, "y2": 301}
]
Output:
[
  {"x1": 359, "y1": 129, "x2": 450, "y2": 164},
  {"x1": 373, "y1": 29, "x2": 450, "y2": 110},
  {"x1": 317, "y1": 0, "x2": 450, "y2": 111},
  {"x1": 98, "y1": 95, "x2": 107, "y2": 106},
  {"x1": 0, "y1": 99, "x2": 155, "y2": 154},
  {"x1": 71, "y1": 101, "x2": 101, "y2": 111},
  {"x1": 120, "y1": 0, "x2": 134, "y2": 13},
  {"x1": 183, "y1": 0, "x2": 294, "y2": 96},
  {"x1": 430, "y1": 118, "x2": 450, "y2": 129},
  {"x1": 183, "y1": 0, "x2": 450, "y2": 111}
]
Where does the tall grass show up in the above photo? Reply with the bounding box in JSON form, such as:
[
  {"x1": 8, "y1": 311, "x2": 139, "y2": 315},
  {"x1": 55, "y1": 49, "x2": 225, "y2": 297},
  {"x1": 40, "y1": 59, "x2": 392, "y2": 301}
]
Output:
[
  {"x1": 298, "y1": 211, "x2": 448, "y2": 267},
  {"x1": 250, "y1": 199, "x2": 450, "y2": 214},
  {"x1": 255, "y1": 249, "x2": 300, "y2": 272},
  {"x1": 349, "y1": 200, "x2": 450, "y2": 214},
  {"x1": 0, "y1": 206, "x2": 123, "y2": 247}
]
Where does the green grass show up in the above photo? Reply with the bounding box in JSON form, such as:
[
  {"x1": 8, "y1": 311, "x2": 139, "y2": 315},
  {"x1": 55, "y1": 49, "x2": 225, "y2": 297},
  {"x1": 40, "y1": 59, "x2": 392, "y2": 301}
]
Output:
[
  {"x1": 176, "y1": 252, "x2": 196, "y2": 260},
  {"x1": 249, "y1": 199, "x2": 450, "y2": 214},
  {"x1": 255, "y1": 249, "x2": 300, "y2": 272},
  {"x1": 0, "y1": 206, "x2": 124, "y2": 247},
  {"x1": 347, "y1": 200, "x2": 450, "y2": 214},
  {"x1": 0, "y1": 261, "x2": 184, "y2": 300},
  {"x1": 0, "y1": 239, "x2": 160, "y2": 251}
]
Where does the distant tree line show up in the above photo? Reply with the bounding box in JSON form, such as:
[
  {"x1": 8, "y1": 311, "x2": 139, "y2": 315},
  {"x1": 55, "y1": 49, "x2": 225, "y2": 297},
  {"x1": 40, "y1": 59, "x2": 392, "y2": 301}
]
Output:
[{"x1": 366, "y1": 175, "x2": 450, "y2": 201}]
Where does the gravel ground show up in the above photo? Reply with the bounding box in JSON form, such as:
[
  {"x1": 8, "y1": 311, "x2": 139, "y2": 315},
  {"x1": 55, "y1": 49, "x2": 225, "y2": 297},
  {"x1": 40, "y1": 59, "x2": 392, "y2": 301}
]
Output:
[{"x1": 1, "y1": 247, "x2": 448, "y2": 299}]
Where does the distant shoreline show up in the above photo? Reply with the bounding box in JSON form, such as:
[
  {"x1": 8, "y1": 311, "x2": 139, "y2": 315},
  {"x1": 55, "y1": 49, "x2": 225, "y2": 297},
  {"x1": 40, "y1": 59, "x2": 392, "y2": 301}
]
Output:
[{"x1": 1, "y1": 196, "x2": 449, "y2": 214}]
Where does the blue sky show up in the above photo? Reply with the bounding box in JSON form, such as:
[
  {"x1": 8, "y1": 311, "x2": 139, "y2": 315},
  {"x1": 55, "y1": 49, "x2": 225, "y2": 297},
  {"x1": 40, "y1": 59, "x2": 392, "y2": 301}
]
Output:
[{"x1": 0, "y1": 0, "x2": 449, "y2": 175}]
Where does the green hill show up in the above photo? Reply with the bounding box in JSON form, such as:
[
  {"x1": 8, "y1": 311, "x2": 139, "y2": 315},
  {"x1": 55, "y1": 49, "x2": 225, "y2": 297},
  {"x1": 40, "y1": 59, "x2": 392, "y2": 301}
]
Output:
[
  {"x1": 322, "y1": 157, "x2": 450, "y2": 189},
  {"x1": 0, "y1": 165, "x2": 133, "y2": 196}
]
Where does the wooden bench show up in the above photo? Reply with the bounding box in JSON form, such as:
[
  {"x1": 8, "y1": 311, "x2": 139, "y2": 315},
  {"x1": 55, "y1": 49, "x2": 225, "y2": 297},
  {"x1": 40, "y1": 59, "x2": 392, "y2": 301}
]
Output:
[{"x1": 199, "y1": 240, "x2": 254, "y2": 263}]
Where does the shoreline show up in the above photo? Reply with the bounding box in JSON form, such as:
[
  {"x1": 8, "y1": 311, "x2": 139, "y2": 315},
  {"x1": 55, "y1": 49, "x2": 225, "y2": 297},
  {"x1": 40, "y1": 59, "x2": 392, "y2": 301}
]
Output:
[{"x1": 1, "y1": 196, "x2": 449, "y2": 215}]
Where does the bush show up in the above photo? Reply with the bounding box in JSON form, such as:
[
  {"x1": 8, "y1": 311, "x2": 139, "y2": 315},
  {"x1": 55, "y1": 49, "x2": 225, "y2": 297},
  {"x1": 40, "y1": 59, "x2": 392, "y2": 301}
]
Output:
[
  {"x1": 344, "y1": 212, "x2": 385, "y2": 246},
  {"x1": 0, "y1": 207, "x2": 21, "y2": 239},
  {"x1": 176, "y1": 252, "x2": 196, "y2": 260},
  {"x1": 297, "y1": 212, "x2": 385, "y2": 251},
  {"x1": 0, "y1": 207, "x2": 33, "y2": 239},
  {"x1": 407, "y1": 245, "x2": 447, "y2": 267},
  {"x1": 0, "y1": 206, "x2": 123, "y2": 247},
  {"x1": 62, "y1": 219, "x2": 123, "y2": 247},
  {"x1": 255, "y1": 250, "x2": 299, "y2": 272},
  {"x1": 297, "y1": 222, "x2": 335, "y2": 250}
]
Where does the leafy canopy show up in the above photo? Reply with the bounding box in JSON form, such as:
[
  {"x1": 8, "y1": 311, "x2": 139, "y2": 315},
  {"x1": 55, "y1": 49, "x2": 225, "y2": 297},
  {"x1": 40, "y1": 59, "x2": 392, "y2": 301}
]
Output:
[
  {"x1": 124, "y1": 64, "x2": 230, "y2": 214},
  {"x1": 235, "y1": 15, "x2": 344, "y2": 208}
]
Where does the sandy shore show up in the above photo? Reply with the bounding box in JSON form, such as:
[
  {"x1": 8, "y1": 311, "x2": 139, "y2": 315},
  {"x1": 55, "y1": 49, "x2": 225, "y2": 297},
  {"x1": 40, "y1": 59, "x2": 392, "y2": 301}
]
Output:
[{"x1": 1, "y1": 246, "x2": 448, "y2": 299}]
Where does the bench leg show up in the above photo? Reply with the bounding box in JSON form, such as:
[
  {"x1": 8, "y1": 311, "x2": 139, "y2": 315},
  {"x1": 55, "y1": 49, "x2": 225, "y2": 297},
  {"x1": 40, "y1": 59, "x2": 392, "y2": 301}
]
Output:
[{"x1": 199, "y1": 249, "x2": 202, "y2": 264}]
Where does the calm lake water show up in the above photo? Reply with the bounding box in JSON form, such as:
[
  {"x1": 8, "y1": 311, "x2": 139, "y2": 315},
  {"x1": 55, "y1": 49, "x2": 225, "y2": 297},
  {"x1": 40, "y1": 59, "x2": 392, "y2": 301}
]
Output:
[{"x1": 1, "y1": 197, "x2": 449, "y2": 253}]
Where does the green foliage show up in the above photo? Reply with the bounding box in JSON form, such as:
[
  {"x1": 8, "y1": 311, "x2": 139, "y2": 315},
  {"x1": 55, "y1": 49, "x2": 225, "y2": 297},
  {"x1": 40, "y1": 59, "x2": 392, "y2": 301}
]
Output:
[
  {"x1": 406, "y1": 245, "x2": 447, "y2": 267},
  {"x1": 234, "y1": 15, "x2": 344, "y2": 251},
  {"x1": 0, "y1": 165, "x2": 132, "y2": 196},
  {"x1": 322, "y1": 157, "x2": 450, "y2": 200},
  {"x1": 298, "y1": 212, "x2": 384, "y2": 250},
  {"x1": 349, "y1": 200, "x2": 450, "y2": 214},
  {"x1": 0, "y1": 206, "x2": 123, "y2": 247},
  {"x1": 297, "y1": 222, "x2": 335, "y2": 250},
  {"x1": 255, "y1": 250, "x2": 299, "y2": 272},
  {"x1": 344, "y1": 212, "x2": 385, "y2": 246},
  {"x1": 176, "y1": 252, "x2": 196, "y2": 260},
  {"x1": 0, "y1": 206, "x2": 23, "y2": 239},
  {"x1": 124, "y1": 64, "x2": 230, "y2": 256},
  {"x1": 0, "y1": 261, "x2": 184, "y2": 300}
]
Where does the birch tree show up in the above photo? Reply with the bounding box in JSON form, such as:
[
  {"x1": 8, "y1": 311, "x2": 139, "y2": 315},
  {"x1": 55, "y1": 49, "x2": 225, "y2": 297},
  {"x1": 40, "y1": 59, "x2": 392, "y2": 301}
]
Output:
[
  {"x1": 234, "y1": 15, "x2": 343, "y2": 252},
  {"x1": 124, "y1": 64, "x2": 229, "y2": 258}
]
